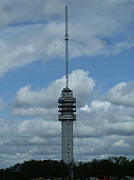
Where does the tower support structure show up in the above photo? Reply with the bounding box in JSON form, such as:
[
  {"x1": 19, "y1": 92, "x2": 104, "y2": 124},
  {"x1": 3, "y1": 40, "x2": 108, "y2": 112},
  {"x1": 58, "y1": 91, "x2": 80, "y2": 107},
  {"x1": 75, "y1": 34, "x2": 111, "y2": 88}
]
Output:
[
  {"x1": 58, "y1": 88, "x2": 76, "y2": 164},
  {"x1": 58, "y1": 6, "x2": 76, "y2": 165}
]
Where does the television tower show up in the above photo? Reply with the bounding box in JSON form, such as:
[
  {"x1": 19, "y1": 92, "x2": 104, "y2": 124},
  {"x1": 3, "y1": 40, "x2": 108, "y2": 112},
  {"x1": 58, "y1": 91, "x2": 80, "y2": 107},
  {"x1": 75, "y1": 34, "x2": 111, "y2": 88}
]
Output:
[{"x1": 58, "y1": 6, "x2": 76, "y2": 164}]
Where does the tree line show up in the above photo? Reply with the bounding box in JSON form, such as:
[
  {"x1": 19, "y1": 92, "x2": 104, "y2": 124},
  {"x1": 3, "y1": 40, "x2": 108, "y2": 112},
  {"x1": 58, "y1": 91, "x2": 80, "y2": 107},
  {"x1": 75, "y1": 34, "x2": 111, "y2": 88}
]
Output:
[{"x1": 0, "y1": 156, "x2": 134, "y2": 180}]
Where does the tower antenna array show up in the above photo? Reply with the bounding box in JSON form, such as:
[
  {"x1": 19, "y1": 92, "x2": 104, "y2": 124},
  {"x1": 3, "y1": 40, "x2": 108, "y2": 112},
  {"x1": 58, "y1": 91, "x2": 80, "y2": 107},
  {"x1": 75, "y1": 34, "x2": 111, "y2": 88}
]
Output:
[{"x1": 65, "y1": 6, "x2": 69, "y2": 88}]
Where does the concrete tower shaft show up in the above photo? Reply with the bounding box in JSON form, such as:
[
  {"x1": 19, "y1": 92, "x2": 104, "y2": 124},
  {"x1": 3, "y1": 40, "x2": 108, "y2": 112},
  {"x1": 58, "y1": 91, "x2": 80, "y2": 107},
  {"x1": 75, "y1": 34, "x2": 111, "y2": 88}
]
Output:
[
  {"x1": 62, "y1": 120, "x2": 73, "y2": 163},
  {"x1": 58, "y1": 88, "x2": 76, "y2": 164}
]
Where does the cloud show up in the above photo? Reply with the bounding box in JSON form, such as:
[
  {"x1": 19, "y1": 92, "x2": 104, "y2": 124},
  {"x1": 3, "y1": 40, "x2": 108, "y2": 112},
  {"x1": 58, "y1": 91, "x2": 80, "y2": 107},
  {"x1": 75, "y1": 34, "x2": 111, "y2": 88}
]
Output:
[
  {"x1": 3, "y1": 72, "x2": 132, "y2": 167},
  {"x1": 0, "y1": 0, "x2": 133, "y2": 77},
  {"x1": 11, "y1": 69, "x2": 95, "y2": 117},
  {"x1": 0, "y1": 116, "x2": 61, "y2": 168},
  {"x1": 0, "y1": 0, "x2": 134, "y2": 168},
  {"x1": 0, "y1": 0, "x2": 65, "y2": 28},
  {"x1": 103, "y1": 81, "x2": 134, "y2": 106},
  {"x1": 79, "y1": 100, "x2": 134, "y2": 137},
  {"x1": 0, "y1": 22, "x2": 65, "y2": 77},
  {"x1": 0, "y1": 0, "x2": 134, "y2": 29},
  {"x1": 0, "y1": 78, "x2": 134, "y2": 168},
  {"x1": 17, "y1": 119, "x2": 60, "y2": 138},
  {"x1": 112, "y1": 139, "x2": 129, "y2": 148}
]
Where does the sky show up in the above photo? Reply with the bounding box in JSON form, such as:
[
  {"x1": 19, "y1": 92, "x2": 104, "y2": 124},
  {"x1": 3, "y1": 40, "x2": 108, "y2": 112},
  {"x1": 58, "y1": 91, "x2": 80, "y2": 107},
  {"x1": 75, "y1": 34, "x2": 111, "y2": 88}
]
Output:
[{"x1": 0, "y1": 0, "x2": 134, "y2": 169}]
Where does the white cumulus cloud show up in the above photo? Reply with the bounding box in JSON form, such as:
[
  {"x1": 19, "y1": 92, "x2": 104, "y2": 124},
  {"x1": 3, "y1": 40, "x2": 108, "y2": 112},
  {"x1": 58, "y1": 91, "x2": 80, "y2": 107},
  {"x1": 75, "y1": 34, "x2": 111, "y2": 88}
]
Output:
[
  {"x1": 0, "y1": 0, "x2": 133, "y2": 76},
  {"x1": 103, "y1": 81, "x2": 134, "y2": 106},
  {"x1": 12, "y1": 69, "x2": 95, "y2": 117}
]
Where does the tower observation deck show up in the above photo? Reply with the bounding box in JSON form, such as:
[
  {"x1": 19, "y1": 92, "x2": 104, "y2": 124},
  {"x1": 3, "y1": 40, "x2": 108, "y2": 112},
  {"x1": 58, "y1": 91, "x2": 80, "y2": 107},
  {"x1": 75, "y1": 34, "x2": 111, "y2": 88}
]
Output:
[{"x1": 58, "y1": 6, "x2": 76, "y2": 164}]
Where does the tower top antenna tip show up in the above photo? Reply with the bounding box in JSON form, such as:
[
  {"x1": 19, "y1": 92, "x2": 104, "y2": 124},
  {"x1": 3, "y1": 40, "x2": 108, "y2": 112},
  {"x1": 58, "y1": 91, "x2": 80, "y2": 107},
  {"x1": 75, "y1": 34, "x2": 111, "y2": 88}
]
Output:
[{"x1": 65, "y1": 5, "x2": 69, "y2": 88}]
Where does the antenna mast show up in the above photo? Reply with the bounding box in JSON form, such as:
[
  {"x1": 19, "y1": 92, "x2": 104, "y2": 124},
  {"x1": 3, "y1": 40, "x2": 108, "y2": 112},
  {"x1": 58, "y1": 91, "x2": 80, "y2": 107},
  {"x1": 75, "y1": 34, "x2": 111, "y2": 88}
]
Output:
[{"x1": 65, "y1": 6, "x2": 69, "y2": 88}]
